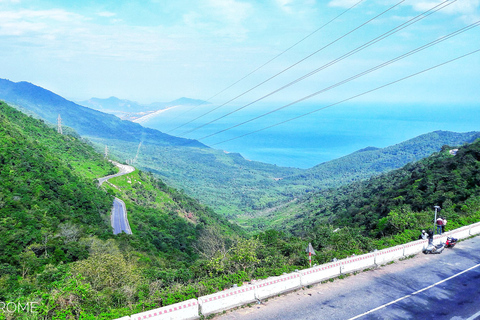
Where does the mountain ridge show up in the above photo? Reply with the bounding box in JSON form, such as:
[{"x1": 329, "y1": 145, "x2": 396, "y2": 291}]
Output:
[{"x1": 0, "y1": 78, "x2": 205, "y2": 148}]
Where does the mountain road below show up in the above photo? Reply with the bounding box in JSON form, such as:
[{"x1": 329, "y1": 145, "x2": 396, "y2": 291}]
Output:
[{"x1": 98, "y1": 161, "x2": 134, "y2": 235}]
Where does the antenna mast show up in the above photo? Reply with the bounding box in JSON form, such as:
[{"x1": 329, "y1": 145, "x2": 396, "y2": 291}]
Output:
[{"x1": 57, "y1": 114, "x2": 63, "y2": 135}]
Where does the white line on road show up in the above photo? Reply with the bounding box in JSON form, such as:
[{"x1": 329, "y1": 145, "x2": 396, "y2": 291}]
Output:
[
  {"x1": 466, "y1": 310, "x2": 480, "y2": 320},
  {"x1": 348, "y1": 263, "x2": 480, "y2": 320}
]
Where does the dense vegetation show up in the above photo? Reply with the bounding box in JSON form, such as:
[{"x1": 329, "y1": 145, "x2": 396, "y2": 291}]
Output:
[
  {"x1": 2, "y1": 82, "x2": 480, "y2": 319},
  {"x1": 269, "y1": 140, "x2": 480, "y2": 258},
  {"x1": 0, "y1": 102, "x2": 307, "y2": 319},
  {"x1": 89, "y1": 130, "x2": 480, "y2": 225}
]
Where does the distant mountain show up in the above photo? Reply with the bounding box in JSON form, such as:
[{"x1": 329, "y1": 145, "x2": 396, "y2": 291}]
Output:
[
  {"x1": 3, "y1": 77, "x2": 479, "y2": 223},
  {"x1": 78, "y1": 96, "x2": 153, "y2": 113},
  {"x1": 77, "y1": 96, "x2": 209, "y2": 121},
  {"x1": 0, "y1": 78, "x2": 205, "y2": 148}
]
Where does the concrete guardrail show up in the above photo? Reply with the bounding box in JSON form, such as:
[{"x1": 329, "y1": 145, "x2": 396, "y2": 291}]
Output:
[
  {"x1": 198, "y1": 284, "x2": 256, "y2": 316},
  {"x1": 130, "y1": 299, "x2": 198, "y2": 320}
]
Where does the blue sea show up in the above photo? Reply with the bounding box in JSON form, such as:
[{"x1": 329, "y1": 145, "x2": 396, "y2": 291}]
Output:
[{"x1": 140, "y1": 102, "x2": 480, "y2": 169}]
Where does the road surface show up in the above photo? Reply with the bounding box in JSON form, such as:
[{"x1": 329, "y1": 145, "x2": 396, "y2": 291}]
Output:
[
  {"x1": 111, "y1": 197, "x2": 132, "y2": 235},
  {"x1": 219, "y1": 236, "x2": 480, "y2": 320},
  {"x1": 97, "y1": 161, "x2": 136, "y2": 186},
  {"x1": 98, "y1": 161, "x2": 135, "y2": 235}
]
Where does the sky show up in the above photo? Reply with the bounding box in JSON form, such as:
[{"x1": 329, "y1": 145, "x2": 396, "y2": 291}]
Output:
[{"x1": 0, "y1": 0, "x2": 479, "y2": 106}]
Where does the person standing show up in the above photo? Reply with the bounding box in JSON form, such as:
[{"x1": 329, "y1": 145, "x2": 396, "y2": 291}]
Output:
[
  {"x1": 427, "y1": 229, "x2": 434, "y2": 244},
  {"x1": 442, "y1": 217, "x2": 447, "y2": 233},
  {"x1": 436, "y1": 217, "x2": 444, "y2": 234}
]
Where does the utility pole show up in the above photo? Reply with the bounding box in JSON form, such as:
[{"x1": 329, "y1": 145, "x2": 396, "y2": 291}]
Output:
[
  {"x1": 433, "y1": 205, "x2": 441, "y2": 233},
  {"x1": 57, "y1": 114, "x2": 63, "y2": 135}
]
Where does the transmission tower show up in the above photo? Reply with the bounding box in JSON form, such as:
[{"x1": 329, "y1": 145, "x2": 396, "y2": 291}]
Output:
[
  {"x1": 104, "y1": 145, "x2": 108, "y2": 159},
  {"x1": 57, "y1": 114, "x2": 63, "y2": 135}
]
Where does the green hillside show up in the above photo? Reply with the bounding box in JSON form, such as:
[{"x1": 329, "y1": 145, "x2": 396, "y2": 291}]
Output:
[
  {"x1": 277, "y1": 140, "x2": 480, "y2": 247},
  {"x1": 0, "y1": 102, "x2": 248, "y2": 319}
]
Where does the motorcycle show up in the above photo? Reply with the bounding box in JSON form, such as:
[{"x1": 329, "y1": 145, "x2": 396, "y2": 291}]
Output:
[
  {"x1": 445, "y1": 236, "x2": 458, "y2": 248},
  {"x1": 423, "y1": 242, "x2": 445, "y2": 254}
]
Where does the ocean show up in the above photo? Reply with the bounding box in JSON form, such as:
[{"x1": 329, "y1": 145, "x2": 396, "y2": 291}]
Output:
[{"x1": 140, "y1": 102, "x2": 480, "y2": 169}]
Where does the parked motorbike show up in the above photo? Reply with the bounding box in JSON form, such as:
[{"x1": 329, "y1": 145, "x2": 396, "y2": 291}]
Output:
[
  {"x1": 445, "y1": 236, "x2": 458, "y2": 248},
  {"x1": 423, "y1": 242, "x2": 445, "y2": 254}
]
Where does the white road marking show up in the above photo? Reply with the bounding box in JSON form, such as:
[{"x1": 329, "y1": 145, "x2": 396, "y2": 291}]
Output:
[
  {"x1": 466, "y1": 310, "x2": 480, "y2": 320},
  {"x1": 348, "y1": 263, "x2": 480, "y2": 320}
]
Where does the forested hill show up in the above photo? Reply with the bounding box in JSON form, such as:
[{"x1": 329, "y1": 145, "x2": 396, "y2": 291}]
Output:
[
  {"x1": 0, "y1": 78, "x2": 204, "y2": 147},
  {"x1": 279, "y1": 130, "x2": 480, "y2": 190},
  {"x1": 0, "y1": 101, "x2": 243, "y2": 318},
  {"x1": 278, "y1": 139, "x2": 480, "y2": 241}
]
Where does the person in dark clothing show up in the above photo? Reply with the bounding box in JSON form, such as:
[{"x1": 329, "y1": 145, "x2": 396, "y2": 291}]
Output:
[{"x1": 427, "y1": 229, "x2": 434, "y2": 244}]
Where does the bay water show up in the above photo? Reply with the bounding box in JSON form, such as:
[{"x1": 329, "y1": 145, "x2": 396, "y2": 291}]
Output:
[{"x1": 140, "y1": 102, "x2": 480, "y2": 169}]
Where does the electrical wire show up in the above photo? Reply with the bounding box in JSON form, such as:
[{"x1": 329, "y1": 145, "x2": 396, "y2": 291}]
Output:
[
  {"x1": 207, "y1": 48, "x2": 480, "y2": 147},
  {"x1": 196, "y1": 20, "x2": 479, "y2": 142},
  {"x1": 164, "y1": 0, "x2": 367, "y2": 131},
  {"x1": 169, "y1": 0, "x2": 407, "y2": 134},
  {"x1": 180, "y1": 0, "x2": 456, "y2": 137}
]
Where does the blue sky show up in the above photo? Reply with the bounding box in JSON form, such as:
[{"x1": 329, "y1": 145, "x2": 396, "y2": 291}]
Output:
[{"x1": 0, "y1": 0, "x2": 479, "y2": 106}]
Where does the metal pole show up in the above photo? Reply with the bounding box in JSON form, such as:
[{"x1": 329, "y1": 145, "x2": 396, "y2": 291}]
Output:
[
  {"x1": 309, "y1": 252, "x2": 311, "y2": 267},
  {"x1": 433, "y1": 206, "x2": 441, "y2": 234}
]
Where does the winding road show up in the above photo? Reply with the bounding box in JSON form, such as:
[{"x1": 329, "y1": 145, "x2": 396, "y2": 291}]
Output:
[
  {"x1": 219, "y1": 236, "x2": 480, "y2": 320},
  {"x1": 98, "y1": 161, "x2": 135, "y2": 235}
]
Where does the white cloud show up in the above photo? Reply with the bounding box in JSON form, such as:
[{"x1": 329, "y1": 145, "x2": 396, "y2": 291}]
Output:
[
  {"x1": 180, "y1": 0, "x2": 253, "y2": 41},
  {"x1": 97, "y1": 11, "x2": 116, "y2": 18},
  {"x1": 328, "y1": 0, "x2": 361, "y2": 9},
  {"x1": 277, "y1": 0, "x2": 317, "y2": 14},
  {"x1": 409, "y1": 0, "x2": 480, "y2": 22},
  {"x1": 0, "y1": 9, "x2": 84, "y2": 36}
]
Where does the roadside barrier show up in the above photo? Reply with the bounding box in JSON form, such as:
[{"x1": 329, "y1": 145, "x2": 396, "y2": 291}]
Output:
[
  {"x1": 198, "y1": 284, "x2": 256, "y2": 316},
  {"x1": 255, "y1": 272, "x2": 302, "y2": 300},
  {"x1": 374, "y1": 244, "x2": 404, "y2": 265},
  {"x1": 300, "y1": 261, "x2": 341, "y2": 286},
  {"x1": 469, "y1": 222, "x2": 480, "y2": 236},
  {"x1": 130, "y1": 299, "x2": 198, "y2": 320},
  {"x1": 339, "y1": 253, "x2": 375, "y2": 274},
  {"x1": 403, "y1": 239, "x2": 428, "y2": 256},
  {"x1": 114, "y1": 222, "x2": 480, "y2": 320},
  {"x1": 448, "y1": 225, "x2": 471, "y2": 239}
]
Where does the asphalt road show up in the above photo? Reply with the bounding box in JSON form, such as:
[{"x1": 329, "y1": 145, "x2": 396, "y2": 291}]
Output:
[
  {"x1": 219, "y1": 236, "x2": 480, "y2": 320},
  {"x1": 111, "y1": 197, "x2": 131, "y2": 235},
  {"x1": 97, "y1": 161, "x2": 136, "y2": 186},
  {"x1": 98, "y1": 161, "x2": 135, "y2": 235}
]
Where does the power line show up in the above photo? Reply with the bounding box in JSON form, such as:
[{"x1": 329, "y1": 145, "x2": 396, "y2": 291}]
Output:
[
  {"x1": 181, "y1": 0, "x2": 455, "y2": 137},
  {"x1": 208, "y1": 48, "x2": 480, "y2": 147},
  {"x1": 165, "y1": 0, "x2": 367, "y2": 132},
  {"x1": 196, "y1": 19, "x2": 479, "y2": 142},
  {"x1": 170, "y1": 0, "x2": 406, "y2": 135}
]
